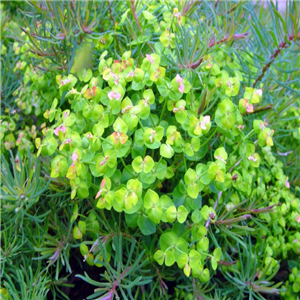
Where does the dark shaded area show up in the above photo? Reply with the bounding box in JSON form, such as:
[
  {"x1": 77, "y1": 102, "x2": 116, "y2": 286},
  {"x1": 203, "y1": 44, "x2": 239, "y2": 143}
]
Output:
[{"x1": 47, "y1": 250, "x2": 105, "y2": 300}]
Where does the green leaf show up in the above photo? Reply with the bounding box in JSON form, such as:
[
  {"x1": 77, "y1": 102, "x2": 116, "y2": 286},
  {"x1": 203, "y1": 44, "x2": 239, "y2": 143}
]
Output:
[
  {"x1": 221, "y1": 114, "x2": 236, "y2": 129},
  {"x1": 177, "y1": 205, "x2": 188, "y2": 223},
  {"x1": 199, "y1": 268, "x2": 210, "y2": 282},
  {"x1": 132, "y1": 156, "x2": 143, "y2": 173},
  {"x1": 165, "y1": 206, "x2": 177, "y2": 223},
  {"x1": 124, "y1": 192, "x2": 138, "y2": 210},
  {"x1": 78, "y1": 221, "x2": 86, "y2": 235},
  {"x1": 115, "y1": 187, "x2": 127, "y2": 204},
  {"x1": 125, "y1": 213, "x2": 138, "y2": 228},
  {"x1": 77, "y1": 181, "x2": 89, "y2": 199},
  {"x1": 218, "y1": 98, "x2": 234, "y2": 114},
  {"x1": 187, "y1": 183, "x2": 199, "y2": 199},
  {"x1": 213, "y1": 248, "x2": 222, "y2": 262},
  {"x1": 78, "y1": 68, "x2": 92, "y2": 82},
  {"x1": 207, "y1": 163, "x2": 219, "y2": 180},
  {"x1": 143, "y1": 10, "x2": 155, "y2": 20},
  {"x1": 175, "y1": 110, "x2": 187, "y2": 124},
  {"x1": 273, "y1": 8, "x2": 287, "y2": 40},
  {"x1": 128, "y1": 35, "x2": 151, "y2": 46},
  {"x1": 216, "y1": 170, "x2": 225, "y2": 183},
  {"x1": 192, "y1": 225, "x2": 207, "y2": 241},
  {"x1": 113, "y1": 117, "x2": 128, "y2": 133},
  {"x1": 144, "y1": 189, "x2": 159, "y2": 209},
  {"x1": 159, "y1": 232, "x2": 177, "y2": 251},
  {"x1": 139, "y1": 171, "x2": 156, "y2": 184},
  {"x1": 200, "y1": 205, "x2": 215, "y2": 221},
  {"x1": 165, "y1": 250, "x2": 176, "y2": 266},
  {"x1": 178, "y1": 253, "x2": 189, "y2": 269},
  {"x1": 214, "y1": 147, "x2": 228, "y2": 162},
  {"x1": 156, "y1": 78, "x2": 170, "y2": 97},
  {"x1": 191, "y1": 210, "x2": 202, "y2": 223},
  {"x1": 197, "y1": 237, "x2": 209, "y2": 251},
  {"x1": 143, "y1": 156, "x2": 155, "y2": 173},
  {"x1": 211, "y1": 257, "x2": 218, "y2": 270},
  {"x1": 42, "y1": 136, "x2": 58, "y2": 156},
  {"x1": 137, "y1": 215, "x2": 156, "y2": 236},
  {"x1": 174, "y1": 238, "x2": 188, "y2": 261},
  {"x1": 80, "y1": 244, "x2": 89, "y2": 256},
  {"x1": 73, "y1": 226, "x2": 83, "y2": 239},
  {"x1": 154, "y1": 250, "x2": 164, "y2": 265},
  {"x1": 166, "y1": 206, "x2": 177, "y2": 223},
  {"x1": 160, "y1": 31, "x2": 175, "y2": 48},
  {"x1": 95, "y1": 33, "x2": 113, "y2": 50},
  {"x1": 153, "y1": 160, "x2": 166, "y2": 179},
  {"x1": 184, "y1": 168, "x2": 197, "y2": 185},
  {"x1": 189, "y1": 250, "x2": 202, "y2": 269},
  {"x1": 160, "y1": 143, "x2": 174, "y2": 158},
  {"x1": 147, "y1": 205, "x2": 162, "y2": 224},
  {"x1": 184, "y1": 263, "x2": 192, "y2": 277}
]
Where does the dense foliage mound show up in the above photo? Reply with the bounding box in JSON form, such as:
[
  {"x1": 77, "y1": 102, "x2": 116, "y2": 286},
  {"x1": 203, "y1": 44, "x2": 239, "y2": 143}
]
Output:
[{"x1": 1, "y1": 1, "x2": 300, "y2": 300}]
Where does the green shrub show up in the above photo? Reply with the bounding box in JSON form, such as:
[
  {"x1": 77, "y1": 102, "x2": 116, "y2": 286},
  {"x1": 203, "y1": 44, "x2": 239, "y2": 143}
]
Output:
[{"x1": 1, "y1": 1, "x2": 300, "y2": 300}]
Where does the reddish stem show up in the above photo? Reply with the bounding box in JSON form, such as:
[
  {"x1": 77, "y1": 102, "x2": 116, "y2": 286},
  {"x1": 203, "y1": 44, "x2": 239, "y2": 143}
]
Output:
[
  {"x1": 179, "y1": 32, "x2": 248, "y2": 69},
  {"x1": 253, "y1": 33, "x2": 300, "y2": 87},
  {"x1": 130, "y1": 0, "x2": 141, "y2": 30},
  {"x1": 129, "y1": 0, "x2": 155, "y2": 53}
]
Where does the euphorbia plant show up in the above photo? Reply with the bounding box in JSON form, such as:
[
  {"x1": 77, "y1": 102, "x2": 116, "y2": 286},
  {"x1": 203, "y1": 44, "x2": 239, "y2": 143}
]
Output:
[
  {"x1": 36, "y1": 47, "x2": 285, "y2": 285},
  {"x1": 1, "y1": 1, "x2": 300, "y2": 299}
]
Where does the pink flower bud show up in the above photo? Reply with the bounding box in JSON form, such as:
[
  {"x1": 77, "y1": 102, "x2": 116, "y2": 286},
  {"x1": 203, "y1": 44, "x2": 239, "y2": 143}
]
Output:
[
  {"x1": 149, "y1": 130, "x2": 156, "y2": 143},
  {"x1": 54, "y1": 124, "x2": 66, "y2": 136},
  {"x1": 179, "y1": 83, "x2": 185, "y2": 93},
  {"x1": 175, "y1": 74, "x2": 183, "y2": 83},
  {"x1": 200, "y1": 115, "x2": 210, "y2": 130},
  {"x1": 216, "y1": 156, "x2": 227, "y2": 164},
  {"x1": 53, "y1": 127, "x2": 60, "y2": 136},
  {"x1": 227, "y1": 81, "x2": 232, "y2": 88},
  {"x1": 146, "y1": 54, "x2": 154, "y2": 64},
  {"x1": 121, "y1": 105, "x2": 132, "y2": 114},
  {"x1": 246, "y1": 104, "x2": 254, "y2": 113},
  {"x1": 101, "y1": 178, "x2": 106, "y2": 189},
  {"x1": 256, "y1": 89, "x2": 262, "y2": 96},
  {"x1": 95, "y1": 190, "x2": 102, "y2": 199},
  {"x1": 241, "y1": 98, "x2": 249, "y2": 107},
  {"x1": 108, "y1": 91, "x2": 121, "y2": 100},
  {"x1": 72, "y1": 152, "x2": 78, "y2": 162},
  {"x1": 248, "y1": 155, "x2": 257, "y2": 162},
  {"x1": 127, "y1": 71, "x2": 134, "y2": 78},
  {"x1": 144, "y1": 97, "x2": 149, "y2": 106}
]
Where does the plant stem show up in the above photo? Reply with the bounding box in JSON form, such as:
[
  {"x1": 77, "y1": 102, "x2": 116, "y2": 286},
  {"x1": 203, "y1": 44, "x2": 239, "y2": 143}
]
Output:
[
  {"x1": 199, "y1": 127, "x2": 218, "y2": 149},
  {"x1": 155, "y1": 157, "x2": 163, "y2": 172},
  {"x1": 99, "y1": 136, "x2": 114, "y2": 146},
  {"x1": 182, "y1": 153, "x2": 187, "y2": 172},
  {"x1": 179, "y1": 33, "x2": 249, "y2": 69},
  {"x1": 205, "y1": 191, "x2": 222, "y2": 229},
  {"x1": 253, "y1": 33, "x2": 300, "y2": 87},
  {"x1": 120, "y1": 157, "x2": 135, "y2": 177},
  {"x1": 138, "y1": 119, "x2": 145, "y2": 132},
  {"x1": 159, "y1": 98, "x2": 167, "y2": 124},
  {"x1": 129, "y1": 0, "x2": 155, "y2": 52}
]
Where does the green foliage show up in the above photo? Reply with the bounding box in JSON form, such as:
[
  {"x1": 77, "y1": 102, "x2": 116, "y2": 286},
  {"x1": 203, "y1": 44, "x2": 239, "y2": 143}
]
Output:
[
  {"x1": 76, "y1": 235, "x2": 152, "y2": 300},
  {"x1": 1, "y1": 1, "x2": 300, "y2": 299}
]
